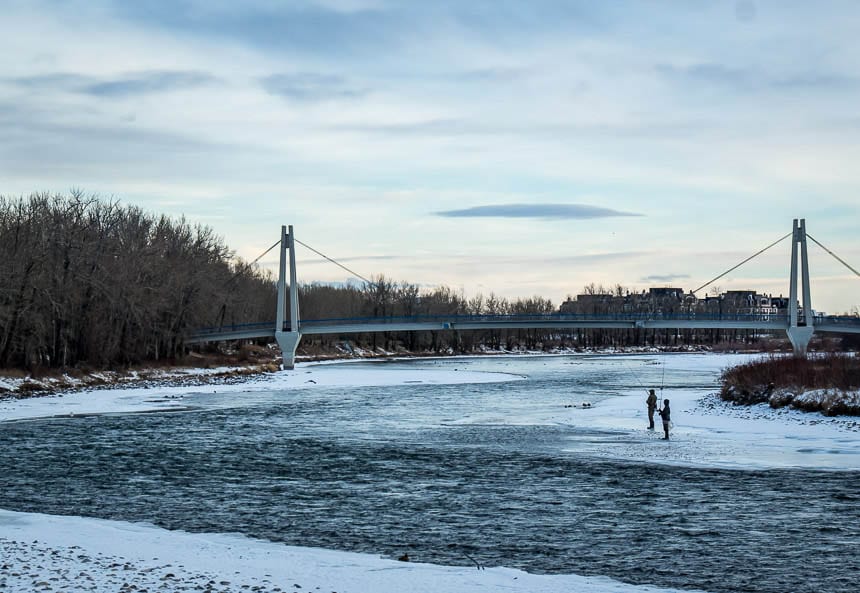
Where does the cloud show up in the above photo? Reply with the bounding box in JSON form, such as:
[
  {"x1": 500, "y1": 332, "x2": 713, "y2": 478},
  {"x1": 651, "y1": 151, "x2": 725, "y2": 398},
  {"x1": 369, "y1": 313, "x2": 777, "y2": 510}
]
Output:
[
  {"x1": 0, "y1": 99, "x2": 231, "y2": 179},
  {"x1": 333, "y1": 118, "x2": 472, "y2": 136},
  {"x1": 8, "y1": 70, "x2": 218, "y2": 97},
  {"x1": 656, "y1": 63, "x2": 754, "y2": 89},
  {"x1": 435, "y1": 203, "x2": 642, "y2": 220},
  {"x1": 297, "y1": 254, "x2": 402, "y2": 265},
  {"x1": 455, "y1": 251, "x2": 648, "y2": 267},
  {"x1": 109, "y1": 0, "x2": 611, "y2": 58},
  {"x1": 309, "y1": 0, "x2": 387, "y2": 14},
  {"x1": 772, "y1": 73, "x2": 860, "y2": 91},
  {"x1": 449, "y1": 67, "x2": 531, "y2": 84},
  {"x1": 111, "y1": 0, "x2": 396, "y2": 58},
  {"x1": 330, "y1": 118, "x2": 701, "y2": 140},
  {"x1": 85, "y1": 71, "x2": 218, "y2": 97},
  {"x1": 657, "y1": 62, "x2": 860, "y2": 93},
  {"x1": 289, "y1": 251, "x2": 647, "y2": 270},
  {"x1": 9, "y1": 72, "x2": 92, "y2": 91},
  {"x1": 639, "y1": 273, "x2": 690, "y2": 284},
  {"x1": 260, "y1": 72, "x2": 366, "y2": 101},
  {"x1": 734, "y1": 0, "x2": 756, "y2": 23}
]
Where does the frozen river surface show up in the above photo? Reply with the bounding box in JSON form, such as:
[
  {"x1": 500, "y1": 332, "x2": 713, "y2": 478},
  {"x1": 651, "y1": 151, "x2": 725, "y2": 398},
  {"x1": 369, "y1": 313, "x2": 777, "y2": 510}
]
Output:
[{"x1": 1, "y1": 354, "x2": 859, "y2": 593}]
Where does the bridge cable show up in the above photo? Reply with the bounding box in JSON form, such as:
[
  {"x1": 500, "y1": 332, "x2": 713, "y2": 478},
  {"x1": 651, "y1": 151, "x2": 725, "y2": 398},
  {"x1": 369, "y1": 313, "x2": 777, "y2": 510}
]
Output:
[
  {"x1": 293, "y1": 238, "x2": 376, "y2": 286},
  {"x1": 223, "y1": 238, "x2": 282, "y2": 287},
  {"x1": 806, "y1": 234, "x2": 860, "y2": 279},
  {"x1": 691, "y1": 231, "x2": 792, "y2": 295}
]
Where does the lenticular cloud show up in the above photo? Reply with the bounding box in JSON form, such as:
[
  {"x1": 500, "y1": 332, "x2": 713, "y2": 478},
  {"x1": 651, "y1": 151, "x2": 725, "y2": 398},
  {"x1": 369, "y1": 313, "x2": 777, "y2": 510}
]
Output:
[{"x1": 435, "y1": 203, "x2": 641, "y2": 220}]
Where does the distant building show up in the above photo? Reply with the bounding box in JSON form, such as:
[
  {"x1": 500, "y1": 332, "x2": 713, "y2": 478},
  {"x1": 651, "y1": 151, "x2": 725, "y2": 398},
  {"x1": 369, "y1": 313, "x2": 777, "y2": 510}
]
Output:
[
  {"x1": 648, "y1": 287, "x2": 683, "y2": 299},
  {"x1": 559, "y1": 287, "x2": 801, "y2": 319}
]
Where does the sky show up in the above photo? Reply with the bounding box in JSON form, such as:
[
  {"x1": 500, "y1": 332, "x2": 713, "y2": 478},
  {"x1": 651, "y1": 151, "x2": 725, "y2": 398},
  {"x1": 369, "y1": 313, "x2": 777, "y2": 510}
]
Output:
[{"x1": 1, "y1": 0, "x2": 859, "y2": 314}]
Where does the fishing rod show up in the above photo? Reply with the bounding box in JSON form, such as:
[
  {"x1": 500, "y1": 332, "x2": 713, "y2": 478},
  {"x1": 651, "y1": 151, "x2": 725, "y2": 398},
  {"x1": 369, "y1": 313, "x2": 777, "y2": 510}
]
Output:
[
  {"x1": 660, "y1": 358, "x2": 666, "y2": 395},
  {"x1": 620, "y1": 357, "x2": 651, "y2": 395}
]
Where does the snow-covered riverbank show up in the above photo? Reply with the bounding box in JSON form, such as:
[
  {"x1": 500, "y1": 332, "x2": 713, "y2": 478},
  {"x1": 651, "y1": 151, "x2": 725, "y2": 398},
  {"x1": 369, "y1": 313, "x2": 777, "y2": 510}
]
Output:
[
  {"x1": 0, "y1": 509, "x2": 701, "y2": 593},
  {"x1": 0, "y1": 362, "x2": 523, "y2": 422}
]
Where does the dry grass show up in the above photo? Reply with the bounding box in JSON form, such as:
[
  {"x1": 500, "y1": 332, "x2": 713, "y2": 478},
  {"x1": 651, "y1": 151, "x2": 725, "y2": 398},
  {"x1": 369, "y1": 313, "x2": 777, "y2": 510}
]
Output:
[
  {"x1": 720, "y1": 353, "x2": 860, "y2": 415},
  {"x1": 0, "y1": 344, "x2": 282, "y2": 400},
  {"x1": 722, "y1": 353, "x2": 860, "y2": 392}
]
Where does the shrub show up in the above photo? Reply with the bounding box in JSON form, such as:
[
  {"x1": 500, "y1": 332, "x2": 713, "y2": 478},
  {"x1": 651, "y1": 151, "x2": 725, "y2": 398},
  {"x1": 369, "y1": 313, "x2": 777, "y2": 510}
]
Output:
[{"x1": 720, "y1": 353, "x2": 860, "y2": 415}]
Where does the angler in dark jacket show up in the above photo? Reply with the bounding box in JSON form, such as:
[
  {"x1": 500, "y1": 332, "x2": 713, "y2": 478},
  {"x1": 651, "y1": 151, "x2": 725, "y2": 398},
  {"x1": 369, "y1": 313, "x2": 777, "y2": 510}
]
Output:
[
  {"x1": 657, "y1": 399, "x2": 671, "y2": 440},
  {"x1": 646, "y1": 389, "x2": 658, "y2": 429}
]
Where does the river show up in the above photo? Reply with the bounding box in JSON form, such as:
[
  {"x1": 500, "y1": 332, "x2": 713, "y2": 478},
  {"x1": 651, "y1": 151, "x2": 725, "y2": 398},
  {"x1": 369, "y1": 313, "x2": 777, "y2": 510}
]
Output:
[{"x1": 1, "y1": 354, "x2": 857, "y2": 592}]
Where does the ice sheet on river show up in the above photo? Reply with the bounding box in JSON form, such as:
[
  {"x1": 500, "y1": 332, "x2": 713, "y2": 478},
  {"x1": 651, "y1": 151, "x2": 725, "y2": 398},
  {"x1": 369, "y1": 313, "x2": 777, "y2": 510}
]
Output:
[
  {"x1": 444, "y1": 353, "x2": 860, "y2": 470},
  {"x1": 560, "y1": 354, "x2": 860, "y2": 470},
  {"x1": 0, "y1": 363, "x2": 523, "y2": 422}
]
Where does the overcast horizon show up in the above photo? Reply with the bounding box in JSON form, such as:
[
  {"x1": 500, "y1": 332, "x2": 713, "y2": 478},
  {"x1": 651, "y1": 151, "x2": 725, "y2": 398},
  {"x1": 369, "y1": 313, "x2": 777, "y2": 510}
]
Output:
[{"x1": 2, "y1": 0, "x2": 858, "y2": 314}]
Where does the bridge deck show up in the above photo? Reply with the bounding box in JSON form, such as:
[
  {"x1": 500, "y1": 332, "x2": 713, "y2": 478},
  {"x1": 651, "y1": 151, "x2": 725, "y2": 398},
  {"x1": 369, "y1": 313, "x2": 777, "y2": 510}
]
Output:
[
  {"x1": 300, "y1": 319, "x2": 791, "y2": 334},
  {"x1": 184, "y1": 313, "x2": 860, "y2": 344}
]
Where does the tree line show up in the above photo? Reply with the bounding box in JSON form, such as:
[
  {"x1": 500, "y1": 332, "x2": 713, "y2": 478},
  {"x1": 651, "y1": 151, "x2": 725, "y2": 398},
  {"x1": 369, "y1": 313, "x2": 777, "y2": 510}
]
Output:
[
  {"x1": 0, "y1": 192, "x2": 275, "y2": 369},
  {"x1": 299, "y1": 279, "x2": 557, "y2": 353}
]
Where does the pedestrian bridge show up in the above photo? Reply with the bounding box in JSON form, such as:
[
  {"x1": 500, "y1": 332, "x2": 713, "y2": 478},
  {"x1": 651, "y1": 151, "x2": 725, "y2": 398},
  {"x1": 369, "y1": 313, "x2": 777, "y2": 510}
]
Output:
[{"x1": 187, "y1": 219, "x2": 860, "y2": 367}]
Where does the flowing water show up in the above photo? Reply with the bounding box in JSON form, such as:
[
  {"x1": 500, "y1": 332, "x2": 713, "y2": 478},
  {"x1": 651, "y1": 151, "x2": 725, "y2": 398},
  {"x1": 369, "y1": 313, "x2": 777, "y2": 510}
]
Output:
[{"x1": 1, "y1": 355, "x2": 857, "y2": 592}]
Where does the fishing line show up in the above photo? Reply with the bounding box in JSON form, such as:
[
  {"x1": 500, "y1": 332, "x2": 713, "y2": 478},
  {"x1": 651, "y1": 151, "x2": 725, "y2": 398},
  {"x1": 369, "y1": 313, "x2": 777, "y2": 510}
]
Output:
[{"x1": 620, "y1": 357, "x2": 650, "y2": 395}]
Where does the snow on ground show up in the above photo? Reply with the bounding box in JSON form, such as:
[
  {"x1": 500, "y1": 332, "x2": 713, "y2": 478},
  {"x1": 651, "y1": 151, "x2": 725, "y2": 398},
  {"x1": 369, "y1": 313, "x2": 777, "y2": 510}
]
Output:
[
  {"x1": 0, "y1": 509, "x2": 700, "y2": 593},
  {"x1": 556, "y1": 388, "x2": 860, "y2": 470},
  {"x1": 549, "y1": 354, "x2": 860, "y2": 470},
  {"x1": 0, "y1": 365, "x2": 264, "y2": 394},
  {"x1": 0, "y1": 362, "x2": 523, "y2": 422}
]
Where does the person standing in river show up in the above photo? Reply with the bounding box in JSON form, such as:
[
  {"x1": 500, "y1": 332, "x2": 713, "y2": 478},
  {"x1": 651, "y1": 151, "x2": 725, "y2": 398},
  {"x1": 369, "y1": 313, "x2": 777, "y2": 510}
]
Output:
[
  {"x1": 658, "y1": 399, "x2": 671, "y2": 440},
  {"x1": 646, "y1": 389, "x2": 658, "y2": 429}
]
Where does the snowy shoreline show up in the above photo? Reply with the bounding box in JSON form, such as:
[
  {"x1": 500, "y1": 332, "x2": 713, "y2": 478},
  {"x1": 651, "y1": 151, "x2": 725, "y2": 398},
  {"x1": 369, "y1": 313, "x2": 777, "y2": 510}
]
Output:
[{"x1": 0, "y1": 509, "x2": 701, "y2": 593}]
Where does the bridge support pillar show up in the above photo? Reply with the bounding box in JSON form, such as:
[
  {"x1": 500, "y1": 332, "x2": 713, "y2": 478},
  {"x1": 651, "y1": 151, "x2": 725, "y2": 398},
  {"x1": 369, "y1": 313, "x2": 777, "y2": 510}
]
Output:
[
  {"x1": 787, "y1": 326, "x2": 814, "y2": 357},
  {"x1": 276, "y1": 331, "x2": 302, "y2": 370}
]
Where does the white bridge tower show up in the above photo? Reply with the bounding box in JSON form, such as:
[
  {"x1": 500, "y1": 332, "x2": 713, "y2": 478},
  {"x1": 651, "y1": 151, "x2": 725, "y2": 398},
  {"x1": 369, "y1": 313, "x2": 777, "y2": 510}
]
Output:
[
  {"x1": 275, "y1": 225, "x2": 302, "y2": 369},
  {"x1": 787, "y1": 218, "x2": 814, "y2": 356}
]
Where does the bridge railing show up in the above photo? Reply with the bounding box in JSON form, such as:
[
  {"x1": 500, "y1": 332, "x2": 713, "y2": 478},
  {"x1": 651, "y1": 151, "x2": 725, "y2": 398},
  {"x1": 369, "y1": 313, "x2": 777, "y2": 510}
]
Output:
[
  {"x1": 189, "y1": 321, "x2": 277, "y2": 336},
  {"x1": 815, "y1": 314, "x2": 860, "y2": 327},
  {"x1": 187, "y1": 314, "x2": 860, "y2": 340},
  {"x1": 298, "y1": 312, "x2": 791, "y2": 326}
]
